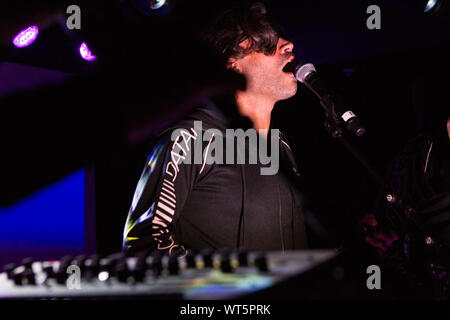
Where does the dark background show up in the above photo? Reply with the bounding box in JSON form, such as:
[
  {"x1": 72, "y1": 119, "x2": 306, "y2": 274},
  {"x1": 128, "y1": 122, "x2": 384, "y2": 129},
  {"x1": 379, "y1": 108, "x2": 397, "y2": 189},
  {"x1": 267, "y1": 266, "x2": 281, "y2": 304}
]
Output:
[{"x1": 1, "y1": 0, "x2": 449, "y2": 256}]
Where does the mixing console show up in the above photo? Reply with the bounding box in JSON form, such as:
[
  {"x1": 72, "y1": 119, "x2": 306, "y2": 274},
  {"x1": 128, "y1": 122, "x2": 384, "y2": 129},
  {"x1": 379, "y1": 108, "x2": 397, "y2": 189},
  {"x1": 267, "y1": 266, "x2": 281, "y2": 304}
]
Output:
[{"x1": 0, "y1": 249, "x2": 339, "y2": 299}]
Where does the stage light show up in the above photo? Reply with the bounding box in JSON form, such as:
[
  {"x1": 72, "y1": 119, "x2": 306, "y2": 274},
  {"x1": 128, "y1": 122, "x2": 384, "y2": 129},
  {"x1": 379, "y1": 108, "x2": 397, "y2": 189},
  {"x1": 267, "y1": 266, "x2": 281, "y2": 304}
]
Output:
[
  {"x1": 424, "y1": 0, "x2": 438, "y2": 12},
  {"x1": 423, "y1": 0, "x2": 448, "y2": 15},
  {"x1": 393, "y1": 0, "x2": 448, "y2": 17},
  {"x1": 129, "y1": 0, "x2": 174, "y2": 17},
  {"x1": 12, "y1": 25, "x2": 39, "y2": 48},
  {"x1": 79, "y1": 42, "x2": 96, "y2": 61},
  {"x1": 151, "y1": 0, "x2": 166, "y2": 10}
]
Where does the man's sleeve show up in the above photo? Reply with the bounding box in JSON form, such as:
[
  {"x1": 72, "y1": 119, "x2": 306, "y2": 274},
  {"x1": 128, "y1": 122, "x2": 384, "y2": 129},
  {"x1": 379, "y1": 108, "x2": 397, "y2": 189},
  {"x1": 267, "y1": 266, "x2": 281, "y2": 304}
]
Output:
[{"x1": 122, "y1": 126, "x2": 204, "y2": 257}]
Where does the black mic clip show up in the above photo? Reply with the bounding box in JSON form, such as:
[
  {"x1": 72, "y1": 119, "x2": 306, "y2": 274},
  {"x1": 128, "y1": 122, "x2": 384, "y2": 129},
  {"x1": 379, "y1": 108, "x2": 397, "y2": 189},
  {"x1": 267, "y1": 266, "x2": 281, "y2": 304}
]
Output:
[
  {"x1": 320, "y1": 94, "x2": 342, "y2": 138},
  {"x1": 320, "y1": 92, "x2": 366, "y2": 138},
  {"x1": 296, "y1": 63, "x2": 366, "y2": 138},
  {"x1": 324, "y1": 113, "x2": 343, "y2": 139}
]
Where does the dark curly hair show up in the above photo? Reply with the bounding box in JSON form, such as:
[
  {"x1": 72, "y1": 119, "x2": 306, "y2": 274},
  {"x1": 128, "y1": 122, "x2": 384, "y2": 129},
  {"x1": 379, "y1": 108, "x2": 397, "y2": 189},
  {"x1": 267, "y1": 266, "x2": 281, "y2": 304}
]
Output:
[{"x1": 201, "y1": 2, "x2": 280, "y2": 63}]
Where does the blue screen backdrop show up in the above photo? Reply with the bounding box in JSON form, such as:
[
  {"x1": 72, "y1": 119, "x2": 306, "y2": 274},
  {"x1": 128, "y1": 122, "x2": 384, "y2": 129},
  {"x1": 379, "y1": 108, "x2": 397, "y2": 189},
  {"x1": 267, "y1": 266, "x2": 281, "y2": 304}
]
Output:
[{"x1": 0, "y1": 169, "x2": 85, "y2": 267}]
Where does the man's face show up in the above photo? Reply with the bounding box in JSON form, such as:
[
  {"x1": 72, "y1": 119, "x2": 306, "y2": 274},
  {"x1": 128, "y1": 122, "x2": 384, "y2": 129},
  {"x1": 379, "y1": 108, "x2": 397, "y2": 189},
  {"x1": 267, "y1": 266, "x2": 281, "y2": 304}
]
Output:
[{"x1": 231, "y1": 37, "x2": 298, "y2": 102}]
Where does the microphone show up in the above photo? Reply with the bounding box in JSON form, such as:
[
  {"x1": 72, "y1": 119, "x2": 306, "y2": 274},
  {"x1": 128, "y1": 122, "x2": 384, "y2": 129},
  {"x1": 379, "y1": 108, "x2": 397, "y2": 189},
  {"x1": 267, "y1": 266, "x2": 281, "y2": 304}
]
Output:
[{"x1": 295, "y1": 63, "x2": 366, "y2": 136}]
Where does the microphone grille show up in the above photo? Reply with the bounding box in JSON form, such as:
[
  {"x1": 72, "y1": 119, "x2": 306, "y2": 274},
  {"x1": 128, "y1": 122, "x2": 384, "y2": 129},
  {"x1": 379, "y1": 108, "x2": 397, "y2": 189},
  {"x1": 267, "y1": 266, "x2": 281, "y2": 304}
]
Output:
[{"x1": 295, "y1": 63, "x2": 316, "y2": 83}]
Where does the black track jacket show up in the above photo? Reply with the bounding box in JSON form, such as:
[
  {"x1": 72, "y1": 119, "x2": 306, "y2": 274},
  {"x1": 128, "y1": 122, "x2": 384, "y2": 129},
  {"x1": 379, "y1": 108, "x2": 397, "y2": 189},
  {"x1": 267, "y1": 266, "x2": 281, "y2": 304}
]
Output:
[{"x1": 123, "y1": 101, "x2": 308, "y2": 256}]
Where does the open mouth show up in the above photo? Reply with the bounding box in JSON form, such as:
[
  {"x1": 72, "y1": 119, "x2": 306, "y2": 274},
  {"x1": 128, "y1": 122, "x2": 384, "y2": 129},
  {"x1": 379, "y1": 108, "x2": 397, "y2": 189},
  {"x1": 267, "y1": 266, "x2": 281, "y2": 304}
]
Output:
[{"x1": 282, "y1": 57, "x2": 297, "y2": 74}]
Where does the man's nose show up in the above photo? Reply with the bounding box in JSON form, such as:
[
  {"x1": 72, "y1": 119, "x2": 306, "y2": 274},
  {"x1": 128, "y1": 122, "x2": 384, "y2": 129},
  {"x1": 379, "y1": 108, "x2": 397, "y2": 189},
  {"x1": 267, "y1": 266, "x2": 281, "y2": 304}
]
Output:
[{"x1": 280, "y1": 38, "x2": 294, "y2": 54}]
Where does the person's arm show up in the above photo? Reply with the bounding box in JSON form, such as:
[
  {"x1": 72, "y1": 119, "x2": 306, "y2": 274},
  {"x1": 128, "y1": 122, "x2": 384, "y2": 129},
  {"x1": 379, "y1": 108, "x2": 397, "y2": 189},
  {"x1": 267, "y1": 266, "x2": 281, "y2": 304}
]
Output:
[
  {"x1": 123, "y1": 126, "x2": 206, "y2": 257},
  {"x1": 360, "y1": 144, "x2": 413, "y2": 257}
]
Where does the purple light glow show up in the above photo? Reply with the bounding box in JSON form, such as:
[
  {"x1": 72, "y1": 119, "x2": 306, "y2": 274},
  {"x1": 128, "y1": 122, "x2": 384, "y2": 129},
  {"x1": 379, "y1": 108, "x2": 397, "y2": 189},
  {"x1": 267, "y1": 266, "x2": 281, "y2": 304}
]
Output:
[
  {"x1": 79, "y1": 42, "x2": 97, "y2": 61},
  {"x1": 12, "y1": 25, "x2": 39, "y2": 48}
]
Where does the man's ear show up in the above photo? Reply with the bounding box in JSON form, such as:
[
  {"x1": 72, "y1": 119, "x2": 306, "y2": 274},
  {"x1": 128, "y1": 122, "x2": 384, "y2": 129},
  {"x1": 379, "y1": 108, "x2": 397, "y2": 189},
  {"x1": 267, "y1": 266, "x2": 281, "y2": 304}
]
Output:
[{"x1": 227, "y1": 57, "x2": 241, "y2": 73}]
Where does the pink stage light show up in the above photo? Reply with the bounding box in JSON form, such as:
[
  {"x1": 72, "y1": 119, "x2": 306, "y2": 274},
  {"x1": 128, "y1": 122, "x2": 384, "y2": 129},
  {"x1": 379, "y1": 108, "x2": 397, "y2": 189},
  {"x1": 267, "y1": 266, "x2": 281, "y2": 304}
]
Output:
[
  {"x1": 79, "y1": 42, "x2": 97, "y2": 61},
  {"x1": 12, "y1": 26, "x2": 39, "y2": 48}
]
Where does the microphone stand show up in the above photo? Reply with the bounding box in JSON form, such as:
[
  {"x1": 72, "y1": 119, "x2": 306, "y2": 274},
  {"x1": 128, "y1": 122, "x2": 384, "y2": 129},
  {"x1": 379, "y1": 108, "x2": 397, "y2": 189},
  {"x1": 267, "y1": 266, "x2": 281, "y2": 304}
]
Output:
[
  {"x1": 322, "y1": 114, "x2": 448, "y2": 283},
  {"x1": 310, "y1": 83, "x2": 432, "y2": 245},
  {"x1": 296, "y1": 62, "x2": 450, "y2": 294}
]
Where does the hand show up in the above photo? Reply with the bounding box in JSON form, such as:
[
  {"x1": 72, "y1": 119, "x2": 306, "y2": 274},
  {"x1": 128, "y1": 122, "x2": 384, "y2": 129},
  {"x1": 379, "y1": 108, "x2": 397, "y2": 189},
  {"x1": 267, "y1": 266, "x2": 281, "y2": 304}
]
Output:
[{"x1": 360, "y1": 213, "x2": 399, "y2": 257}]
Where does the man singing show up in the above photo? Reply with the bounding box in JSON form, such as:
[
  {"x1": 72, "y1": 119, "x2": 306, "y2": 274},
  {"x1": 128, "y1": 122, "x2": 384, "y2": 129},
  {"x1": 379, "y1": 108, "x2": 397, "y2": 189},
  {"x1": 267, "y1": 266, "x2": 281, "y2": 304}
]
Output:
[{"x1": 122, "y1": 2, "x2": 307, "y2": 256}]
